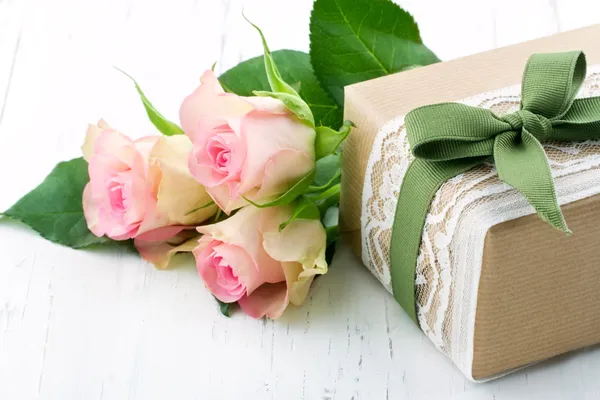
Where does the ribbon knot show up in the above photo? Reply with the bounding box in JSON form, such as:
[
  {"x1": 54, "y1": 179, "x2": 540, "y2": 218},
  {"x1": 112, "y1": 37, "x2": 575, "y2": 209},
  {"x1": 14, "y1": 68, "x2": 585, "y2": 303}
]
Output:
[
  {"x1": 391, "y1": 51, "x2": 600, "y2": 323},
  {"x1": 501, "y1": 109, "x2": 553, "y2": 139},
  {"x1": 501, "y1": 111, "x2": 525, "y2": 130}
]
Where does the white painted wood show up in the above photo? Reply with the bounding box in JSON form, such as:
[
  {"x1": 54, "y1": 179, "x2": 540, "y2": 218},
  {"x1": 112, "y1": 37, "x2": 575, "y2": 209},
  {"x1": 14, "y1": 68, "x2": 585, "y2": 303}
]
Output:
[
  {"x1": 0, "y1": 0, "x2": 25, "y2": 123},
  {"x1": 1, "y1": 0, "x2": 600, "y2": 399}
]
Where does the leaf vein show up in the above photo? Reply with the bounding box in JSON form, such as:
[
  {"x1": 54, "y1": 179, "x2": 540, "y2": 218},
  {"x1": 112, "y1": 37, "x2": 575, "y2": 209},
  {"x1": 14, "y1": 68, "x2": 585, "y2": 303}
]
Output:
[
  {"x1": 388, "y1": 14, "x2": 400, "y2": 71},
  {"x1": 331, "y1": 0, "x2": 389, "y2": 74}
]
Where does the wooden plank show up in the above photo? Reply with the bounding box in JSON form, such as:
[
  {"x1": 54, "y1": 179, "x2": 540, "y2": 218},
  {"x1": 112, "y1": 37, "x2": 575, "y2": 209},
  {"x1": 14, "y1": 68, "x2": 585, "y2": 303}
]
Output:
[{"x1": 0, "y1": 0, "x2": 25, "y2": 126}]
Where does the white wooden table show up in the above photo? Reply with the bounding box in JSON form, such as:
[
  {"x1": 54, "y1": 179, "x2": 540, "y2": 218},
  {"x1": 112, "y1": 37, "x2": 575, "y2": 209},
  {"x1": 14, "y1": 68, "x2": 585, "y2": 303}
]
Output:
[{"x1": 1, "y1": 0, "x2": 600, "y2": 399}]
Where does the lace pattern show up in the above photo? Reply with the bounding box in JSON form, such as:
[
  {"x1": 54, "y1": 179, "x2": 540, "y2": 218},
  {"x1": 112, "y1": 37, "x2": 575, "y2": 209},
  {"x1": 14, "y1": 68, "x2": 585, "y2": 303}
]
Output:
[{"x1": 360, "y1": 65, "x2": 600, "y2": 380}]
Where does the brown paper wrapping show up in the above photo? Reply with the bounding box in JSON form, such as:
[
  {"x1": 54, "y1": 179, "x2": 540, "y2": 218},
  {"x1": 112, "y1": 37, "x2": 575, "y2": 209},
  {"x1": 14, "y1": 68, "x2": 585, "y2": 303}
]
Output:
[{"x1": 341, "y1": 25, "x2": 600, "y2": 380}]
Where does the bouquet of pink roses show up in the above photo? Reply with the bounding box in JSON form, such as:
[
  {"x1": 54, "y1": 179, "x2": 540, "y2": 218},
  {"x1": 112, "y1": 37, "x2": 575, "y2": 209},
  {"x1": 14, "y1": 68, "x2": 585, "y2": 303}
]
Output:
[
  {"x1": 2, "y1": 22, "x2": 351, "y2": 319},
  {"x1": 3, "y1": 0, "x2": 440, "y2": 318}
]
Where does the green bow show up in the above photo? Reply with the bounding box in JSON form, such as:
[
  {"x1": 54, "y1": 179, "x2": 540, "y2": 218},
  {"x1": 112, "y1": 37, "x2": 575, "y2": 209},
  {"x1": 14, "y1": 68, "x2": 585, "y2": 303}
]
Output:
[{"x1": 390, "y1": 51, "x2": 600, "y2": 323}]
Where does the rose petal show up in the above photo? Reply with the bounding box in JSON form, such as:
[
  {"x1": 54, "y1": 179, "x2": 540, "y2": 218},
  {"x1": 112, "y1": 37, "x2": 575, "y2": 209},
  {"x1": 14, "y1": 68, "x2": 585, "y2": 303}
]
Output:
[
  {"x1": 237, "y1": 111, "x2": 315, "y2": 194},
  {"x1": 179, "y1": 70, "x2": 252, "y2": 141},
  {"x1": 238, "y1": 282, "x2": 287, "y2": 319},
  {"x1": 197, "y1": 206, "x2": 284, "y2": 283},
  {"x1": 82, "y1": 183, "x2": 103, "y2": 237},
  {"x1": 205, "y1": 185, "x2": 250, "y2": 214},
  {"x1": 135, "y1": 234, "x2": 199, "y2": 269},
  {"x1": 194, "y1": 238, "x2": 245, "y2": 303},
  {"x1": 135, "y1": 225, "x2": 188, "y2": 242},
  {"x1": 284, "y1": 262, "x2": 321, "y2": 306},
  {"x1": 91, "y1": 129, "x2": 139, "y2": 169},
  {"x1": 187, "y1": 126, "x2": 245, "y2": 190},
  {"x1": 158, "y1": 160, "x2": 217, "y2": 224},
  {"x1": 119, "y1": 169, "x2": 148, "y2": 229},
  {"x1": 151, "y1": 135, "x2": 217, "y2": 225},
  {"x1": 260, "y1": 206, "x2": 328, "y2": 271},
  {"x1": 252, "y1": 149, "x2": 314, "y2": 203},
  {"x1": 134, "y1": 136, "x2": 160, "y2": 165},
  {"x1": 81, "y1": 119, "x2": 110, "y2": 162},
  {"x1": 242, "y1": 96, "x2": 289, "y2": 114},
  {"x1": 196, "y1": 206, "x2": 262, "y2": 243},
  {"x1": 212, "y1": 243, "x2": 262, "y2": 294},
  {"x1": 238, "y1": 257, "x2": 321, "y2": 319},
  {"x1": 135, "y1": 199, "x2": 170, "y2": 237}
]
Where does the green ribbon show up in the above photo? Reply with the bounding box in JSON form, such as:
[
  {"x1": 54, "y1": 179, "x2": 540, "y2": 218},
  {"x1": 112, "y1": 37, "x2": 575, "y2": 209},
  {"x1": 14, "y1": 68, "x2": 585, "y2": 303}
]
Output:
[{"x1": 390, "y1": 51, "x2": 600, "y2": 323}]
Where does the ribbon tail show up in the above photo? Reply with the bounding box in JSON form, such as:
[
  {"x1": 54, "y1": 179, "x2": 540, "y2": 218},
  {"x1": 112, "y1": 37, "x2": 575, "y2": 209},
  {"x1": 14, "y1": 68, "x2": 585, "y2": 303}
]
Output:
[
  {"x1": 494, "y1": 129, "x2": 570, "y2": 234},
  {"x1": 390, "y1": 157, "x2": 485, "y2": 323}
]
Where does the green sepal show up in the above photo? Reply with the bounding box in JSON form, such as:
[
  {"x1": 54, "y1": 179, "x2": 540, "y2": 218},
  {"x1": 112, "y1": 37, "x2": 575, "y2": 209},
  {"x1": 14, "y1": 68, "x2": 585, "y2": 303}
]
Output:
[
  {"x1": 278, "y1": 196, "x2": 321, "y2": 231},
  {"x1": 116, "y1": 68, "x2": 185, "y2": 136},
  {"x1": 243, "y1": 169, "x2": 316, "y2": 208},
  {"x1": 1, "y1": 158, "x2": 112, "y2": 249},
  {"x1": 253, "y1": 90, "x2": 314, "y2": 126},
  {"x1": 218, "y1": 50, "x2": 342, "y2": 127},
  {"x1": 184, "y1": 201, "x2": 216, "y2": 216},
  {"x1": 244, "y1": 15, "x2": 301, "y2": 97},
  {"x1": 213, "y1": 208, "x2": 224, "y2": 223},
  {"x1": 306, "y1": 153, "x2": 341, "y2": 193},
  {"x1": 315, "y1": 120, "x2": 354, "y2": 159},
  {"x1": 306, "y1": 183, "x2": 341, "y2": 215},
  {"x1": 214, "y1": 297, "x2": 232, "y2": 317}
]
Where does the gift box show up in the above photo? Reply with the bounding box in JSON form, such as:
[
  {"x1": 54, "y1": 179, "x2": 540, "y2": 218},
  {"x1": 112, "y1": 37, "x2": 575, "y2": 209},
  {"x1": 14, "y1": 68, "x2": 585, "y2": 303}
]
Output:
[{"x1": 340, "y1": 25, "x2": 600, "y2": 381}]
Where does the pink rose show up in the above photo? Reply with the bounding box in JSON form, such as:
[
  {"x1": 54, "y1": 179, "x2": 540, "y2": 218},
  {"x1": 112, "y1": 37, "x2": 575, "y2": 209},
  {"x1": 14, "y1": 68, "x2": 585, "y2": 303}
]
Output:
[
  {"x1": 194, "y1": 204, "x2": 327, "y2": 319},
  {"x1": 82, "y1": 120, "x2": 216, "y2": 243},
  {"x1": 179, "y1": 70, "x2": 316, "y2": 213}
]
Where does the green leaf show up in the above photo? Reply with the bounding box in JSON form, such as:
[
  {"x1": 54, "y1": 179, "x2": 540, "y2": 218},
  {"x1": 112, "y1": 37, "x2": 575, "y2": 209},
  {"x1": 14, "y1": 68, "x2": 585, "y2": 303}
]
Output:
[
  {"x1": 315, "y1": 120, "x2": 354, "y2": 159},
  {"x1": 116, "y1": 68, "x2": 185, "y2": 136},
  {"x1": 279, "y1": 196, "x2": 321, "y2": 231},
  {"x1": 322, "y1": 205, "x2": 339, "y2": 228},
  {"x1": 219, "y1": 50, "x2": 342, "y2": 127},
  {"x1": 322, "y1": 206, "x2": 340, "y2": 246},
  {"x1": 1, "y1": 158, "x2": 111, "y2": 248},
  {"x1": 243, "y1": 169, "x2": 316, "y2": 208},
  {"x1": 214, "y1": 297, "x2": 232, "y2": 317},
  {"x1": 307, "y1": 153, "x2": 341, "y2": 193},
  {"x1": 307, "y1": 183, "x2": 341, "y2": 215},
  {"x1": 309, "y1": 0, "x2": 440, "y2": 106},
  {"x1": 253, "y1": 90, "x2": 314, "y2": 126}
]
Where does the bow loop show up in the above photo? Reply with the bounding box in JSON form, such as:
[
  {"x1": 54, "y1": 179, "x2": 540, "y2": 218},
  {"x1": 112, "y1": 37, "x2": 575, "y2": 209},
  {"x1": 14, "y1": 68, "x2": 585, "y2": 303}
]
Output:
[
  {"x1": 407, "y1": 103, "x2": 509, "y2": 161},
  {"x1": 521, "y1": 51, "x2": 586, "y2": 119}
]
